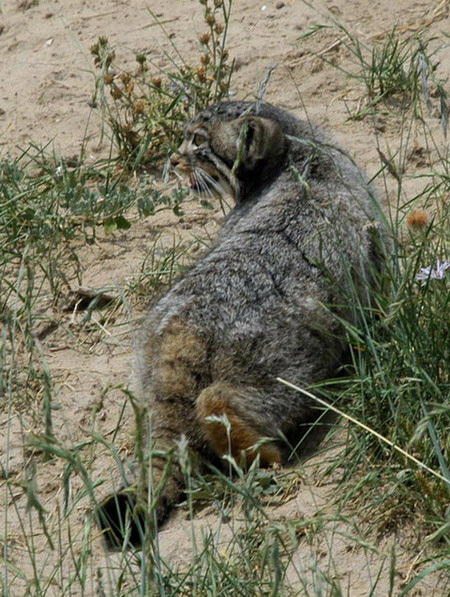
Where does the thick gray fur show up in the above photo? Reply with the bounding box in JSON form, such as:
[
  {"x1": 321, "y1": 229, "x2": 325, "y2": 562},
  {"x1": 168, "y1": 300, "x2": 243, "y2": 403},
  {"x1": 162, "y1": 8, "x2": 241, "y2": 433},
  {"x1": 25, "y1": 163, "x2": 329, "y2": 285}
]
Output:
[{"x1": 139, "y1": 101, "x2": 388, "y2": 445}]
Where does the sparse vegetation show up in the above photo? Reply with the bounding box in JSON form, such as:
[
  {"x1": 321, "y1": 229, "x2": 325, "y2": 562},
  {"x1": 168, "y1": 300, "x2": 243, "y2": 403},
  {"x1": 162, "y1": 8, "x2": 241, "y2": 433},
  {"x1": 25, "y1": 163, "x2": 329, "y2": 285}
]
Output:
[
  {"x1": 1, "y1": 1, "x2": 449, "y2": 595},
  {"x1": 300, "y1": 8, "x2": 449, "y2": 126}
]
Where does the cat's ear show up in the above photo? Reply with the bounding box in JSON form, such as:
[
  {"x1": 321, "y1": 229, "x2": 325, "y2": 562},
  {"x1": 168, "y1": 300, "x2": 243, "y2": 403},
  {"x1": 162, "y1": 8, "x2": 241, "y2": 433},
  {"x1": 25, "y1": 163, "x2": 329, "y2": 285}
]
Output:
[{"x1": 235, "y1": 116, "x2": 285, "y2": 171}]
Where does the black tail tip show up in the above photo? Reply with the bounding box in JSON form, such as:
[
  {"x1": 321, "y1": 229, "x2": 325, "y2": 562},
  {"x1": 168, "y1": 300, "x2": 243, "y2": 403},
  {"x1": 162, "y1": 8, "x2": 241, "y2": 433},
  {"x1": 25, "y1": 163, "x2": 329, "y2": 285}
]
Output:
[{"x1": 95, "y1": 489, "x2": 146, "y2": 551}]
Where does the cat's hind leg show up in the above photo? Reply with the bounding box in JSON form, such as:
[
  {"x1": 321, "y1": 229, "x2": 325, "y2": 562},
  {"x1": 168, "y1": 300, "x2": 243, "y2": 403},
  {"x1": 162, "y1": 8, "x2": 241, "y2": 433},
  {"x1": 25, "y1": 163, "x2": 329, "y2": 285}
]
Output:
[{"x1": 196, "y1": 382, "x2": 282, "y2": 467}]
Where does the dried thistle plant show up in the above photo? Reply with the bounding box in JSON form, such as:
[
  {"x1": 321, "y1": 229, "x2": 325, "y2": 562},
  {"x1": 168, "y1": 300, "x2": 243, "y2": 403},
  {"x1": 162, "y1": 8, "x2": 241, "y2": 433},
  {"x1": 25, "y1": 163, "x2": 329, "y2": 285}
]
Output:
[{"x1": 90, "y1": 0, "x2": 234, "y2": 169}]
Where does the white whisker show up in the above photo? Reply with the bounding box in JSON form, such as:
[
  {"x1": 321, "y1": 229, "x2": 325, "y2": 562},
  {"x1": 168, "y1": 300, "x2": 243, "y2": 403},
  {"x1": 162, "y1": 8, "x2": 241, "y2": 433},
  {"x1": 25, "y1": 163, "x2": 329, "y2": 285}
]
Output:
[
  {"x1": 192, "y1": 169, "x2": 212, "y2": 197},
  {"x1": 198, "y1": 167, "x2": 226, "y2": 197},
  {"x1": 193, "y1": 168, "x2": 214, "y2": 197}
]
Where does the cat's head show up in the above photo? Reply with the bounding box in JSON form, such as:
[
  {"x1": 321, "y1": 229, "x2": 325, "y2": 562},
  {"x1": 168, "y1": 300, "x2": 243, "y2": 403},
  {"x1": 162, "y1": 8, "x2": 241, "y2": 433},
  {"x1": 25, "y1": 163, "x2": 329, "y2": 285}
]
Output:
[{"x1": 170, "y1": 103, "x2": 288, "y2": 202}]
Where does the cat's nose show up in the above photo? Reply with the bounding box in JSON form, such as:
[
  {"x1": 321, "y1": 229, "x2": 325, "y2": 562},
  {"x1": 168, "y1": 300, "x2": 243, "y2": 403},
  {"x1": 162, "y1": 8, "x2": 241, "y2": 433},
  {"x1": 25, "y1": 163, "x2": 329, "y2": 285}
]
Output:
[{"x1": 170, "y1": 153, "x2": 181, "y2": 168}]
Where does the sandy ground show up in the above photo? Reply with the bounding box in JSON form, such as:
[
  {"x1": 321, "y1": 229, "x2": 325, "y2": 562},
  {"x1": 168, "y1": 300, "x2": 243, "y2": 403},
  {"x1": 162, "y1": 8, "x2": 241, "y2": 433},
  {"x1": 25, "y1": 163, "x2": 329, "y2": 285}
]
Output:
[{"x1": 1, "y1": 0, "x2": 449, "y2": 595}]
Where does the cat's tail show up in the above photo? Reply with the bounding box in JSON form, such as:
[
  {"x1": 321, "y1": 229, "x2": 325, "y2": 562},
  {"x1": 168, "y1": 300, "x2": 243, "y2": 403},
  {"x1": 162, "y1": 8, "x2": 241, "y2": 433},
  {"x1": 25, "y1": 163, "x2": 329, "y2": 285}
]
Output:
[{"x1": 95, "y1": 447, "x2": 184, "y2": 551}]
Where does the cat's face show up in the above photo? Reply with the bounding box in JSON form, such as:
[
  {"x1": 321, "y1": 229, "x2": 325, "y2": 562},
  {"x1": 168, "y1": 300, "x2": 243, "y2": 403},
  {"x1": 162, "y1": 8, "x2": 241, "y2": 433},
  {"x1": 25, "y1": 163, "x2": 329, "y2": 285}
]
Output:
[{"x1": 170, "y1": 111, "x2": 286, "y2": 202}]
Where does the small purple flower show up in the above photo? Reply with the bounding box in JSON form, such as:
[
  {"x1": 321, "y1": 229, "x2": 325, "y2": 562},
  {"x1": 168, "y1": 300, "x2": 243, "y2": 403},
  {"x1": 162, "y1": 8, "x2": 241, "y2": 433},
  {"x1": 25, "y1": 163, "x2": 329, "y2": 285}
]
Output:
[{"x1": 416, "y1": 260, "x2": 450, "y2": 284}]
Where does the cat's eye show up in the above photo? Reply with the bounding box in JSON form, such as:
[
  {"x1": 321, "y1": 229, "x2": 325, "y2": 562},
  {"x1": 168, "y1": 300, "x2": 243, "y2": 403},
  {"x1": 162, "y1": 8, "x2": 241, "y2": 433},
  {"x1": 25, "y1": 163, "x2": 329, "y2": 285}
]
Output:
[{"x1": 192, "y1": 133, "x2": 207, "y2": 147}]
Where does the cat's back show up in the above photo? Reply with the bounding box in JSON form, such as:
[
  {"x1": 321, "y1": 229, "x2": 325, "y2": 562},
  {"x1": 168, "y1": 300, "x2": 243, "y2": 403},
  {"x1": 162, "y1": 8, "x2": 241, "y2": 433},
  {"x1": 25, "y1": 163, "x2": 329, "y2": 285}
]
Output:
[{"x1": 143, "y1": 100, "x2": 388, "y2": 363}]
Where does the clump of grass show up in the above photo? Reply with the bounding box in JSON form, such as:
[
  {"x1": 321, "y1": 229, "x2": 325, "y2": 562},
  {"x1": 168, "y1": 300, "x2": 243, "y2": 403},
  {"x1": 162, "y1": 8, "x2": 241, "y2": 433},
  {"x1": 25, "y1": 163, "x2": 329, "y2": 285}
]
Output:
[
  {"x1": 354, "y1": 33, "x2": 448, "y2": 124},
  {"x1": 303, "y1": 161, "x2": 450, "y2": 547},
  {"x1": 90, "y1": 0, "x2": 234, "y2": 169},
  {"x1": 299, "y1": 12, "x2": 448, "y2": 126},
  {"x1": 295, "y1": 12, "x2": 449, "y2": 538},
  {"x1": 358, "y1": 31, "x2": 422, "y2": 110}
]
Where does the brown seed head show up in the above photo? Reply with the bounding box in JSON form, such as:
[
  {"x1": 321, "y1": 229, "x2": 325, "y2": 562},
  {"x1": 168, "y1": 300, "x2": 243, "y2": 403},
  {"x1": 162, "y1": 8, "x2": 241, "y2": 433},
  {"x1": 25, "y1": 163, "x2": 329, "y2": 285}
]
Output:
[
  {"x1": 199, "y1": 32, "x2": 211, "y2": 45},
  {"x1": 134, "y1": 100, "x2": 147, "y2": 114},
  {"x1": 110, "y1": 86, "x2": 123, "y2": 100},
  {"x1": 196, "y1": 67, "x2": 207, "y2": 83},
  {"x1": 151, "y1": 76, "x2": 162, "y2": 88},
  {"x1": 407, "y1": 210, "x2": 429, "y2": 229},
  {"x1": 120, "y1": 72, "x2": 131, "y2": 86}
]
